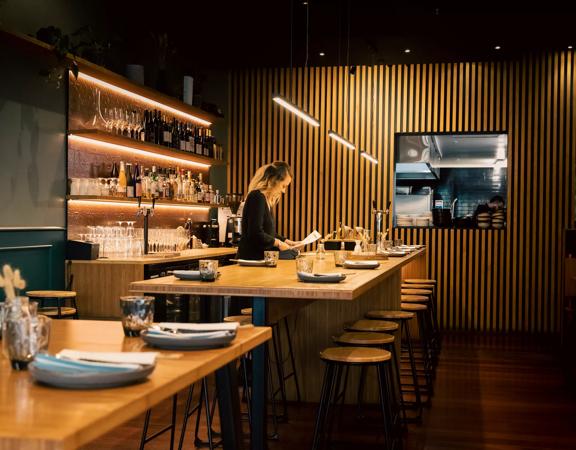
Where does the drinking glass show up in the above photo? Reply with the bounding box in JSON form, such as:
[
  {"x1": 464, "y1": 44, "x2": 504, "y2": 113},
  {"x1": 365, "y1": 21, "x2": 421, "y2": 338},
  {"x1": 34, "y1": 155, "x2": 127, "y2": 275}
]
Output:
[
  {"x1": 367, "y1": 243, "x2": 378, "y2": 254},
  {"x1": 120, "y1": 296, "x2": 154, "y2": 337},
  {"x1": 394, "y1": 238, "x2": 404, "y2": 248},
  {"x1": 334, "y1": 250, "x2": 349, "y2": 266},
  {"x1": 264, "y1": 250, "x2": 279, "y2": 267},
  {"x1": 199, "y1": 260, "x2": 219, "y2": 281},
  {"x1": 296, "y1": 255, "x2": 314, "y2": 273}
]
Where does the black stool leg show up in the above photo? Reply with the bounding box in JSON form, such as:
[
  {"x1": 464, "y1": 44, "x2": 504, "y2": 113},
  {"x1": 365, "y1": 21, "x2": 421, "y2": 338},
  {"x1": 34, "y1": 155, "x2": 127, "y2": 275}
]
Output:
[
  {"x1": 402, "y1": 320, "x2": 422, "y2": 419},
  {"x1": 193, "y1": 378, "x2": 218, "y2": 448},
  {"x1": 376, "y1": 363, "x2": 394, "y2": 450},
  {"x1": 139, "y1": 394, "x2": 178, "y2": 450},
  {"x1": 178, "y1": 384, "x2": 196, "y2": 450},
  {"x1": 283, "y1": 316, "x2": 302, "y2": 402},
  {"x1": 311, "y1": 362, "x2": 336, "y2": 450},
  {"x1": 356, "y1": 365, "x2": 368, "y2": 419},
  {"x1": 271, "y1": 322, "x2": 288, "y2": 421},
  {"x1": 386, "y1": 338, "x2": 407, "y2": 425},
  {"x1": 240, "y1": 355, "x2": 252, "y2": 427}
]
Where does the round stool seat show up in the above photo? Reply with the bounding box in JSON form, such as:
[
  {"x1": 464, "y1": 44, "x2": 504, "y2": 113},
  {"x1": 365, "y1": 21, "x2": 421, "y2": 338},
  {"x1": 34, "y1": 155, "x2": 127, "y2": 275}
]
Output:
[
  {"x1": 27, "y1": 290, "x2": 77, "y2": 298},
  {"x1": 401, "y1": 283, "x2": 435, "y2": 290},
  {"x1": 224, "y1": 315, "x2": 252, "y2": 325},
  {"x1": 241, "y1": 308, "x2": 253, "y2": 315},
  {"x1": 346, "y1": 319, "x2": 399, "y2": 333},
  {"x1": 366, "y1": 310, "x2": 415, "y2": 320},
  {"x1": 401, "y1": 294, "x2": 429, "y2": 303},
  {"x1": 38, "y1": 307, "x2": 77, "y2": 317},
  {"x1": 333, "y1": 332, "x2": 395, "y2": 346},
  {"x1": 404, "y1": 278, "x2": 436, "y2": 285},
  {"x1": 320, "y1": 346, "x2": 391, "y2": 364},
  {"x1": 401, "y1": 303, "x2": 428, "y2": 312},
  {"x1": 401, "y1": 288, "x2": 432, "y2": 296}
]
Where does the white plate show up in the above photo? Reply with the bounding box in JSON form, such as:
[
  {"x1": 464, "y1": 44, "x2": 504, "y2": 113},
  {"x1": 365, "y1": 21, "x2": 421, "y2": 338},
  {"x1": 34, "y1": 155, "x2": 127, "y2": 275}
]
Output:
[
  {"x1": 232, "y1": 259, "x2": 267, "y2": 267},
  {"x1": 297, "y1": 272, "x2": 347, "y2": 283},
  {"x1": 343, "y1": 260, "x2": 380, "y2": 269}
]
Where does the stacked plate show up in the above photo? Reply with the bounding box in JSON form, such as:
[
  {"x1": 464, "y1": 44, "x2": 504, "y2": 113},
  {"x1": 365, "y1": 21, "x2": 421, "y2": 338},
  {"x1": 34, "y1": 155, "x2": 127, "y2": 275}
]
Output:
[
  {"x1": 492, "y1": 211, "x2": 505, "y2": 229},
  {"x1": 297, "y1": 272, "x2": 347, "y2": 283},
  {"x1": 414, "y1": 217, "x2": 431, "y2": 227},
  {"x1": 343, "y1": 260, "x2": 380, "y2": 269},
  {"x1": 232, "y1": 259, "x2": 267, "y2": 267},
  {"x1": 141, "y1": 322, "x2": 238, "y2": 350},
  {"x1": 477, "y1": 212, "x2": 491, "y2": 229},
  {"x1": 29, "y1": 351, "x2": 157, "y2": 389}
]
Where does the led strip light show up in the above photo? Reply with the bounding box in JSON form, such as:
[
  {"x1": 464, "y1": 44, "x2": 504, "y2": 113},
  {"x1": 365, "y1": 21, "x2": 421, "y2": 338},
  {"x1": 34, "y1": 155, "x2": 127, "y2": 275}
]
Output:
[
  {"x1": 328, "y1": 130, "x2": 356, "y2": 150},
  {"x1": 76, "y1": 72, "x2": 212, "y2": 127},
  {"x1": 272, "y1": 96, "x2": 320, "y2": 127},
  {"x1": 68, "y1": 134, "x2": 211, "y2": 169},
  {"x1": 360, "y1": 151, "x2": 378, "y2": 165},
  {"x1": 68, "y1": 199, "x2": 211, "y2": 211}
]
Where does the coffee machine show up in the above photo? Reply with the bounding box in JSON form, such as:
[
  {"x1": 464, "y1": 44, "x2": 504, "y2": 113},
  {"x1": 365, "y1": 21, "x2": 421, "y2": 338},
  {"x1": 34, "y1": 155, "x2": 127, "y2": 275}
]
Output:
[
  {"x1": 192, "y1": 219, "x2": 220, "y2": 248},
  {"x1": 224, "y1": 193, "x2": 243, "y2": 247}
]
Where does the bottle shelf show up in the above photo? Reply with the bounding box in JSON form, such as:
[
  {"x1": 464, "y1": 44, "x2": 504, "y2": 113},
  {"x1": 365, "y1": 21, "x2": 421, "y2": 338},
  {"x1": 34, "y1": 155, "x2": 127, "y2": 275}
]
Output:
[
  {"x1": 68, "y1": 129, "x2": 225, "y2": 167},
  {"x1": 67, "y1": 195, "x2": 215, "y2": 209}
]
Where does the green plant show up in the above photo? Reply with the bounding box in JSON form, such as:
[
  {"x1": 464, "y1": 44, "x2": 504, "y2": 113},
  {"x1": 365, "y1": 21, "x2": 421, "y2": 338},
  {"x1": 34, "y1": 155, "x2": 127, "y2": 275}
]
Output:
[{"x1": 35, "y1": 25, "x2": 111, "y2": 88}]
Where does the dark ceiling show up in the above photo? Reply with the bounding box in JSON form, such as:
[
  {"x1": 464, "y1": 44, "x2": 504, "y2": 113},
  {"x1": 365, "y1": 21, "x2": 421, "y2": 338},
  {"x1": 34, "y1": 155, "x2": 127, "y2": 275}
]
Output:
[{"x1": 97, "y1": 0, "x2": 576, "y2": 71}]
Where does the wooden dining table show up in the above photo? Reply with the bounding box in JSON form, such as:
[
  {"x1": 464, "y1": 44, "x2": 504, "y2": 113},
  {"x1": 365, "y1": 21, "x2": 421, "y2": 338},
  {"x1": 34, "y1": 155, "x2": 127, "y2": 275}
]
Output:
[
  {"x1": 0, "y1": 320, "x2": 271, "y2": 450},
  {"x1": 130, "y1": 248, "x2": 427, "y2": 450}
]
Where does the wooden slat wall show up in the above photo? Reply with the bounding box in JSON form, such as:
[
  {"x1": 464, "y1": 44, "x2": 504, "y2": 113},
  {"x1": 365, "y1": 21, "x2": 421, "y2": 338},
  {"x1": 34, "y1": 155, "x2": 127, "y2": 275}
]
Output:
[{"x1": 228, "y1": 53, "x2": 576, "y2": 333}]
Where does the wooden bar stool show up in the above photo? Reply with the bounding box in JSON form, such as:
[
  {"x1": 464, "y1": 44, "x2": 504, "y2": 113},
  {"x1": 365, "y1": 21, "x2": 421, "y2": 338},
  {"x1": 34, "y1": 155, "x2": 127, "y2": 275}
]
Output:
[
  {"x1": 223, "y1": 315, "x2": 253, "y2": 326},
  {"x1": 402, "y1": 287, "x2": 441, "y2": 356},
  {"x1": 333, "y1": 331, "x2": 406, "y2": 425},
  {"x1": 312, "y1": 347, "x2": 399, "y2": 450},
  {"x1": 404, "y1": 278, "x2": 441, "y2": 349},
  {"x1": 26, "y1": 291, "x2": 78, "y2": 319},
  {"x1": 403, "y1": 278, "x2": 436, "y2": 285},
  {"x1": 345, "y1": 319, "x2": 399, "y2": 333},
  {"x1": 365, "y1": 310, "x2": 422, "y2": 421},
  {"x1": 400, "y1": 303, "x2": 434, "y2": 395},
  {"x1": 400, "y1": 288, "x2": 433, "y2": 296},
  {"x1": 401, "y1": 294, "x2": 429, "y2": 303}
]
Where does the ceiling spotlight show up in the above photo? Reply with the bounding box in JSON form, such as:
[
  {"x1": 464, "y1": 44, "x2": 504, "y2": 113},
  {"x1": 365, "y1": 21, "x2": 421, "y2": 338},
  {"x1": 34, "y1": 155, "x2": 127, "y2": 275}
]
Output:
[
  {"x1": 319, "y1": 52, "x2": 325, "y2": 56},
  {"x1": 569, "y1": 45, "x2": 573, "y2": 49},
  {"x1": 404, "y1": 49, "x2": 411, "y2": 53},
  {"x1": 349, "y1": 65, "x2": 357, "y2": 75},
  {"x1": 494, "y1": 45, "x2": 501, "y2": 50}
]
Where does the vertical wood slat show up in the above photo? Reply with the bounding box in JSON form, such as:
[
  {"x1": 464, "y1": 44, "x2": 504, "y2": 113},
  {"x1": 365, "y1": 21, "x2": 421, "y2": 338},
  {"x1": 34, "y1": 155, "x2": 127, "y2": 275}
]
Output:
[{"x1": 229, "y1": 52, "x2": 575, "y2": 333}]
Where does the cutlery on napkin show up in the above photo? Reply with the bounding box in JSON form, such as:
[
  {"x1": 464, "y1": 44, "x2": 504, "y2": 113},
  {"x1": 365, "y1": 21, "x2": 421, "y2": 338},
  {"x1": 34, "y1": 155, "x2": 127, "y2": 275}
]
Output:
[
  {"x1": 57, "y1": 349, "x2": 158, "y2": 366},
  {"x1": 158, "y1": 322, "x2": 239, "y2": 333}
]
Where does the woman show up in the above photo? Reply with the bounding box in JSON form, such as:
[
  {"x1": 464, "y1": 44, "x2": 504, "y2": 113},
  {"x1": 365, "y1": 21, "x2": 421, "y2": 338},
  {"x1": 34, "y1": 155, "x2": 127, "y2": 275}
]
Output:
[{"x1": 237, "y1": 161, "x2": 300, "y2": 260}]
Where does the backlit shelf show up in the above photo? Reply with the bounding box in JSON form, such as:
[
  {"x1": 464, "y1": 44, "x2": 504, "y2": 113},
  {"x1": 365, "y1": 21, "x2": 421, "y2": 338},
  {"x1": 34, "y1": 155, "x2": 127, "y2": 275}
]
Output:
[{"x1": 68, "y1": 130, "x2": 225, "y2": 168}]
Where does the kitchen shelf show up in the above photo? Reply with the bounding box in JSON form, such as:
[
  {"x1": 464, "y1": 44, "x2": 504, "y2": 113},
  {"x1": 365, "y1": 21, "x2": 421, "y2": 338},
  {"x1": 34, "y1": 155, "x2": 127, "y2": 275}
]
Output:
[
  {"x1": 67, "y1": 195, "x2": 213, "y2": 209},
  {"x1": 68, "y1": 129, "x2": 225, "y2": 167}
]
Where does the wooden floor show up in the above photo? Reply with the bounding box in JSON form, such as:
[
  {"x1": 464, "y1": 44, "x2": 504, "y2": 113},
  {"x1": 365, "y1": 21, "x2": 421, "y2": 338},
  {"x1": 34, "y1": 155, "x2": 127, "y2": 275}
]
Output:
[{"x1": 81, "y1": 332, "x2": 576, "y2": 450}]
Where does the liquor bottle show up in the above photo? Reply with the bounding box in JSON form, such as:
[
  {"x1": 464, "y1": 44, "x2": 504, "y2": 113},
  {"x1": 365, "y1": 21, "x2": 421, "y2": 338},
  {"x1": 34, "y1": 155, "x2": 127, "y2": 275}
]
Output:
[
  {"x1": 179, "y1": 122, "x2": 187, "y2": 151},
  {"x1": 141, "y1": 111, "x2": 148, "y2": 142},
  {"x1": 150, "y1": 166, "x2": 158, "y2": 198},
  {"x1": 154, "y1": 110, "x2": 161, "y2": 145},
  {"x1": 134, "y1": 164, "x2": 142, "y2": 197},
  {"x1": 125, "y1": 163, "x2": 134, "y2": 198},
  {"x1": 171, "y1": 119, "x2": 179, "y2": 149},
  {"x1": 118, "y1": 161, "x2": 127, "y2": 196},
  {"x1": 187, "y1": 126, "x2": 195, "y2": 152},
  {"x1": 214, "y1": 189, "x2": 221, "y2": 205}
]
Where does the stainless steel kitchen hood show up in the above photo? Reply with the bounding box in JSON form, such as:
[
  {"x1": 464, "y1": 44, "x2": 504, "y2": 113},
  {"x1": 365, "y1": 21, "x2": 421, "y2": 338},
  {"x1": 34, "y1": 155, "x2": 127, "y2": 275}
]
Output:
[{"x1": 396, "y1": 162, "x2": 439, "y2": 180}]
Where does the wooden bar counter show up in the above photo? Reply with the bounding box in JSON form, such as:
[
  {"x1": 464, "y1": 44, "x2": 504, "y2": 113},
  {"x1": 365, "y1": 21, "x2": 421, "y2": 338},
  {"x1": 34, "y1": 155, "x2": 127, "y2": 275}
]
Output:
[
  {"x1": 69, "y1": 248, "x2": 237, "y2": 319},
  {"x1": 131, "y1": 248, "x2": 427, "y2": 402},
  {"x1": 0, "y1": 320, "x2": 270, "y2": 450}
]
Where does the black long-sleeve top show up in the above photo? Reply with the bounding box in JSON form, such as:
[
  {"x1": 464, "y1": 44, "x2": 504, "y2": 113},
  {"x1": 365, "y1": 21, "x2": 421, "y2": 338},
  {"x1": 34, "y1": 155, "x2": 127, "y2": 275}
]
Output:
[{"x1": 237, "y1": 190, "x2": 285, "y2": 260}]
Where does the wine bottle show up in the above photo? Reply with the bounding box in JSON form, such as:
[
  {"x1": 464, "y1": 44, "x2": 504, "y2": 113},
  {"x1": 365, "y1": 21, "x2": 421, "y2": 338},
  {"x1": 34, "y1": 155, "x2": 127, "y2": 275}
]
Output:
[
  {"x1": 162, "y1": 115, "x2": 172, "y2": 147},
  {"x1": 195, "y1": 128, "x2": 203, "y2": 155},
  {"x1": 125, "y1": 163, "x2": 134, "y2": 197},
  {"x1": 110, "y1": 162, "x2": 119, "y2": 178}
]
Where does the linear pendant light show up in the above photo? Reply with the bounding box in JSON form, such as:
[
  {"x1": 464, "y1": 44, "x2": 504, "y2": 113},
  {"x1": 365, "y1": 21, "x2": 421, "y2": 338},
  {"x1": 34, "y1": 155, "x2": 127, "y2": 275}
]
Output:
[
  {"x1": 328, "y1": 130, "x2": 356, "y2": 149},
  {"x1": 360, "y1": 150, "x2": 378, "y2": 165},
  {"x1": 272, "y1": 96, "x2": 320, "y2": 127}
]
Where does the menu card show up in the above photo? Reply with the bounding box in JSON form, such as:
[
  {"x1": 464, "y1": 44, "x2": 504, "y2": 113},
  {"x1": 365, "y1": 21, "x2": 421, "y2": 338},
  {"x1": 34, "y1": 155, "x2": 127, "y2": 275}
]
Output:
[{"x1": 292, "y1": 230, "x2": 321, "y2": 248}]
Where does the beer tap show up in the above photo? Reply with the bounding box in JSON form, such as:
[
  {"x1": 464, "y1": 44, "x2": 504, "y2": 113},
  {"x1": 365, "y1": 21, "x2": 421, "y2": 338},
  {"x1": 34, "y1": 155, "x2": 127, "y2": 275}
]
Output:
[{"x1": 137, "y1": 197, "x2": 155, "y2": 255}]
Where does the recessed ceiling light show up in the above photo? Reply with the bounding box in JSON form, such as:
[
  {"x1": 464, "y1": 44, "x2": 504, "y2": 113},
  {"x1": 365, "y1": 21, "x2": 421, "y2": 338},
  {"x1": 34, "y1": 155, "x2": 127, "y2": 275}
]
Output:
[
  {"x1": 404, "y1": 49, "x2": 411, "y2": 53},
  {"x1": 569, "y1": 45, "x2": 573, "y2": 49},
  {"x1": 494, "y1": 45, "x2": 501, "y2": 50},
  {"x1": 319, "y1": 52, "x2": 325, "y2": 56}
]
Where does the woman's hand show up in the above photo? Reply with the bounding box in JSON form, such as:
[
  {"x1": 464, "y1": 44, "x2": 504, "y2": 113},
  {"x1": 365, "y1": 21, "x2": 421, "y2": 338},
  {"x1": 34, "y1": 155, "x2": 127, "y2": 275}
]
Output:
[
  {"x1": 285, "y1": 239, "x2": 302, "y2": 247},
  {"x1": 275, "y1": 239, "x2": 291, "y2": 251}
]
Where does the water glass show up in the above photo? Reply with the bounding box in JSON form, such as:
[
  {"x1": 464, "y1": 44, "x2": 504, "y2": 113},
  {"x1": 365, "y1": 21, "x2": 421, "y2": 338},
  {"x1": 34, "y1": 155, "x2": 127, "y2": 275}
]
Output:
[
  {"x1": 264, "y1": 250, "x2": 279, "y2": 267},
  {"x1": 366, "y1": 243, "x2": 378, "y2": 254},
  {"x1": 120, "y1": 296, "x2": 154, "y2": 337},
  {"x1": 199, "y1": 260, "x2": 219, "y2": 282},
  {"x1": 296, "y1": 255, "x2": 314, "y2": 273},
  {"x1": 394, "y1": 238, "x2": 404, "y2": 248}
]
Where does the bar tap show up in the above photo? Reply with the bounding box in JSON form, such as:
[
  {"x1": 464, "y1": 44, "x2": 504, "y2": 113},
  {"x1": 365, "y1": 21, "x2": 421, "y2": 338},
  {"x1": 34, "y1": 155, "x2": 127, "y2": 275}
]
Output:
[
  {"x1": 372, "y1": 200, "x2": 391, "y2": 244},
  {"x1": 137, "y1": 197, "x2": 155, "y2": 255}
]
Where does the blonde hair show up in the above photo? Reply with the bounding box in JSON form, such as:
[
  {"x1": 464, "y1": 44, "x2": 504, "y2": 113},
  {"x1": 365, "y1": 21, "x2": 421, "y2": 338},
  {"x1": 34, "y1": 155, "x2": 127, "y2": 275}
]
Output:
[{"x1": 247, "y1": 161, "x2": 293, "y2": 207}]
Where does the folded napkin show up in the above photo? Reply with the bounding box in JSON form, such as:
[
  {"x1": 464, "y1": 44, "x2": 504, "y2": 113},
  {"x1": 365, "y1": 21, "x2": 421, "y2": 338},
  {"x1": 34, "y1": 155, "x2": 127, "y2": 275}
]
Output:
[
  {"x1": 58, "y1": 349, "x2": 158, "y2": 366},
  {"x1": 33, "y1": 354, "x2": 142, "y2": 373},
  {"x1": 158, "y1": 322, "x2": 239, "y2": 332},
  {"x1": 313, "y1": 272, "x2": 344, "y2": 277}
]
